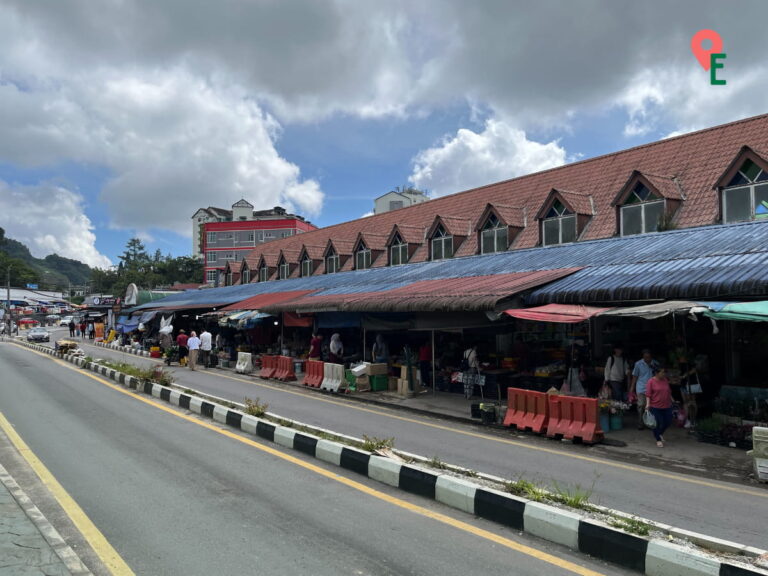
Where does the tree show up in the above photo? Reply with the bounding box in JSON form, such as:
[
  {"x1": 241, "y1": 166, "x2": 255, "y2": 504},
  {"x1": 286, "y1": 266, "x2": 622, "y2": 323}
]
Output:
[{"x1": 119, "y1": 238, "x2": 149, "y2": 272}]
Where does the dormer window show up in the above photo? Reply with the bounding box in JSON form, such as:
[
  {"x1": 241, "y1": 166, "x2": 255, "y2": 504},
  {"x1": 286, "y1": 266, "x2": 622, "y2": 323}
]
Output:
[
  {"x1": 355, "y1": 243, "x2": 372, "y2": 270},
  {"x1": 301, "y1": 254, "x2": 312, "y2": 277},
  {"x1": 620, "y1": 182, "x2": 664, "y2": 236},
  {"x1": 723, "y1": 159, "x2": 768, "y2": 223},
  {"x1": 480, "y1": 214, "x2": 508, "y2": 254},
  {"x1": 278, "y1": 258, "x2": 290, "y2": 280},
  {"x1": 326, "y1": 247, "x2": 339, "y2": 274},
  {"x1": 390, "y1": 233, "x2": 408, "y2": 266},
  {"x1": 226, "y1": 270, "x2": 233, "y2": 286},
  {"x1": 542, "y1": 200, "x2": 576, "y2": 246},
  {"x1": 431, "y1": 225, "x2": 453, "y2": 260},
  {"x1": 259, "y1": 264, "x2": 269, "y2": 282}
]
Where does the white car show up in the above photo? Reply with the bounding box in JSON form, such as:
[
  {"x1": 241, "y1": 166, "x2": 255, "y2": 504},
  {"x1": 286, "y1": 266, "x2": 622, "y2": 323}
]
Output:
[{"x1": 60, "y1": 315, "x2": 74, "y2": 326}]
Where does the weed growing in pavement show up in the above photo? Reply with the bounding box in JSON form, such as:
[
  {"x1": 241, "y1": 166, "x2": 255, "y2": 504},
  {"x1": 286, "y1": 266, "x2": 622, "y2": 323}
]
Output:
[
  {"x1": 549, "y1": 479, "x2": 597, "y2": 511},
  {"x1": 465, "y1": 469, "x2": 479, "y2": 478},
  {"x1": 609, "y1": 516, "x2": 651, "y2": 536},
  {"x1": 427, "y1": 455, "x2": 448, "y2": 470},
  {"x1": 504, "y1": 477, "x2": 547, "y2": 502},
  {"x1": 361, "y1": 435, "x2": 395, "y2": 452},
  {"x1": 183, "y1": 388, "x2": 196, "y2": 395},
  {"x1": 243, "y1": 397, "x2": 269, "y2": 417},
  {"x1": 96, "y1": 360, "x2": 173, "y2": 386},
  {"x1": 277, "y1": 418, "x2": 294, "y2": 428}
]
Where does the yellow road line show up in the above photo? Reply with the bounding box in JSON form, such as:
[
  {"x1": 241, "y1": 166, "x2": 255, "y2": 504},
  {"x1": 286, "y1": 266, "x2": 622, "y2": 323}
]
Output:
[
  {"x1": 16, "y1": 347, "x2": 605, "y2": 576},
  {"x1": 0, "y1": 410, "x2": 135, "y2": 576},
  {"x1": 20, "y1": 341, "x2": 768, "y2": 499}
]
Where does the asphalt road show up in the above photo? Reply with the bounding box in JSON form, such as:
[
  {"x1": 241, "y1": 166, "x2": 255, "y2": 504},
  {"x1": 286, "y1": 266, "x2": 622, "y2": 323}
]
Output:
[
  {"x1": 34, "y1": 329, "x2": 768, "y2": 549},
  {"x1": 0, "y1": 341, "x2": 631, "y2": 576}
]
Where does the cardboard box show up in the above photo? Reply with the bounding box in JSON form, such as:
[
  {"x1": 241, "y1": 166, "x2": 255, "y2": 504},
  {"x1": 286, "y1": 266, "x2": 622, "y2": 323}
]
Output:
[
  {"x1": 367, "y1": 363, "x2": 389, "y2": 376},
  {"x1": 388, "y1": 376, "x2": 398, "y2": 391},
  {"x1": 356, "y1": 375, "x2": 370, "y2": 385}
]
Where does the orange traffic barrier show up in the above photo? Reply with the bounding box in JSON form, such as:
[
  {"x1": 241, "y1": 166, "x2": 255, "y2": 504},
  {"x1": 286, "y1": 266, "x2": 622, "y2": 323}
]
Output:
[
  {"x1": 547, "y1": 395, "x2": 603, "y2": 444},
  {"x1": 304, "y1": 360, "x2": 324, "y2": 387},
  {"x1": 276, "y1": 356, "x2": 296, "y2": 381},
  {"x1": 502, "y1": 388, "x2": 548, "y2": 434},
  {"x1": 259, "y1": 355, "x2": 277, "y2": 379}
]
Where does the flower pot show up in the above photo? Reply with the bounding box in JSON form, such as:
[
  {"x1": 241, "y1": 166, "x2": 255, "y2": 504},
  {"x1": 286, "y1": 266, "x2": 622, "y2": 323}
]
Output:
[
  {"x1": 610, "y1": 413, "x2": 624, "y2": 431},
  {"x1": 599, "y1": 413, "x2": 610, "y2": 433}
]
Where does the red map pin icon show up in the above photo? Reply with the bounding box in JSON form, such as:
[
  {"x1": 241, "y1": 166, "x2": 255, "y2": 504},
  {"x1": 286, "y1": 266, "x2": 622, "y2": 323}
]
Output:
[{"x1": 691, "y1": 29, "x2": 723, "y2": 70}]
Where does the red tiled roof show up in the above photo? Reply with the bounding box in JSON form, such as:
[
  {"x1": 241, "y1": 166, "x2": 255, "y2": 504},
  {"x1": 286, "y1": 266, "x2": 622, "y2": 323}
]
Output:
[
  {"x1": 300, "y1": 244, "x2": 326, "y2": 260},
  {"x1": 327, "y1": 238, "x2": 356, "y2": 255},
  {"x1": 355, "y1": 232, "x2": 389, "y2": 251},
  {"x1": 239, "y1": 113, "x2": 768, "y2": 270},
  {"x1": 488, "y1": 203, "x2": 527, "y2": 228},
  {"x1": 642, "y1": 173, "x2": 684, "y2": 200},
  {"x1": 387, "y1": 224, "x2": 424, "y2": 245},
  {"x1": 170, "y1": 283, "x2": 205, "y2": 290},
  {"x1": 555, "y1": 190, "x2": 595, "y2": 215}
]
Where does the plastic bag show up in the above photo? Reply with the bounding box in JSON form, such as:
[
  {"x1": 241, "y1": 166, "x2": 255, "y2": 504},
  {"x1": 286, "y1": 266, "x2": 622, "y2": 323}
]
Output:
[{"x1": 642, "y1": 410, "x2": 657, "y2": 429}]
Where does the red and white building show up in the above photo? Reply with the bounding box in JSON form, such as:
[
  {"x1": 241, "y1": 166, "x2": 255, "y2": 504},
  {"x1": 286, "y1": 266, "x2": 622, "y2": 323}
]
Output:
[{"x1": 202, "y1": 201, "x2": 316, "y2": 284}]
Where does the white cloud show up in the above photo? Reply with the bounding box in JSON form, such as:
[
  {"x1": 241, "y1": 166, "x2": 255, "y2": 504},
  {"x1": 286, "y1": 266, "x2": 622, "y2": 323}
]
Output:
[
  {"x1": 0, "y1": 181, "x2": 112, "y2": 268},
  {"x1": 409, "y1": 119, "x2": 567, "y2": 197}
]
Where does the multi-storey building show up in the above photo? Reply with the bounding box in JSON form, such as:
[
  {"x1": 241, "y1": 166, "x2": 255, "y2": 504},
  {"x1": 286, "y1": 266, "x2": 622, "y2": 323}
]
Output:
[{"x1": 201, "y1": 202, "x2": 316, "y2": 284}]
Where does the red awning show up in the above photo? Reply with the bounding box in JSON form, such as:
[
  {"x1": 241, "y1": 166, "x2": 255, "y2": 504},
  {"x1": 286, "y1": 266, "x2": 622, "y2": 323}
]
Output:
[
  {"x1": 220, "y1": 290, "x2": 316, "y2": 312},
  {"x1": 283, "y1": 312, "x2": 314, "y2": 327},
  {"x1": 503, "y1": 303, "x2": 612, "y2": 323}
]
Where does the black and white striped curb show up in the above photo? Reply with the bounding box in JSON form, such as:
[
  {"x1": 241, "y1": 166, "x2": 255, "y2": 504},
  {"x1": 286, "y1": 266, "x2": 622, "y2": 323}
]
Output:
[
  {"x1": 0, "y1": 462, "x2": 92, "y2": 575},
  {"x1": 15, "y1": 340, "x2": 768, "y2": 576},
  {"x1": 94, "y1": 340, "x2": 150, "y2": 357}
]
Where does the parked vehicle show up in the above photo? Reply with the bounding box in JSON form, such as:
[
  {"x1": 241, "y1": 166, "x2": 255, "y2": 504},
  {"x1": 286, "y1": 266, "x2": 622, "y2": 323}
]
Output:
[
  {"x1": 27, "y1": 327, "x2": 50, "y2": 342},
  {"x1": 60, "y1": 315, "x2": 74, "y2": 326}
]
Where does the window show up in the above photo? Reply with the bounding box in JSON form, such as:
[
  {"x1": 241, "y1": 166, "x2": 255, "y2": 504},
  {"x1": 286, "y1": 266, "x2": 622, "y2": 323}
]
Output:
[
  {"x1": 301, "y1": 256, "x2": 313, "y2": 277},
  {"x1": 206, "y1": 252, "x2": 217, "y2": 263},
  {"x1": 265, "y1": 232, "x2": 275, "y2": 239},
  {"x1": 207, "y1": 231, "x2": 216, "y2": 244},
  {"x1": 247, "y1": 232, "x2": 255, "y2": 242},
  {"x1": 389, "y1": 200, "x2": 404, "y2": 211},
  {"x1": 431, "y1": 225, "x2": 453, "y2": 260},
  {"x1": 723, "y1": 159, "x2": 768, "y2": 223},
  {"x1": 326, "y1": 249, "x2": 339, "y2": 274},
  {"x1": 279, "y1": 259, "x2": 290, "y2": 280},
  {"x1": 355, "y1": 245, "x2": 371, "y2": 269},
  {"x1": 257, "y1": 232, "x2": 264, "y2": 241},
  {"x1": 480, "y1": 214, "x2": 508, "y2": 254},
  {"x1": 242, "y1": 269, "x2": 250, "y2": 284},
  {"x1": 620, "y1": 183, "x2": 664, "y2": 236},
  {"x1": 206, "y1": 270, "x2": 218, "y2": 283},
  {"x1": 259, "y1": 265, "x2": 269, "y2": 282},
  {"x1": 282, "y1": 231, "x2": 292, "y2": 238},
  {"x1": 390, "y1": 233, "x2": 408, "y2": 266},
  {"x1": 542, "y1": 199, "x2": 577, "y2": 246},
  {"x1": 223, "y1": 252, "x2": 234, "y2": 260}
]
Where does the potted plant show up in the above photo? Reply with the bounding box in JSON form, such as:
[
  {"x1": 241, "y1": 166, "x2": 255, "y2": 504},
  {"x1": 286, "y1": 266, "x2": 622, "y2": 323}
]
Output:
[
  {"x1": 609, "y1": 401, "x2": 629, "y2": 430},
  {"x1": 598, "y1": 400, "x2": 612, "y2": 433}
]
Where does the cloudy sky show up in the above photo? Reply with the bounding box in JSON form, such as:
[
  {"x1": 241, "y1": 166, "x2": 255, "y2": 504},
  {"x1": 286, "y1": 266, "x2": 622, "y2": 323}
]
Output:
[{"x1": 0, "y1": 0, "x2": 766, "y2": 268}]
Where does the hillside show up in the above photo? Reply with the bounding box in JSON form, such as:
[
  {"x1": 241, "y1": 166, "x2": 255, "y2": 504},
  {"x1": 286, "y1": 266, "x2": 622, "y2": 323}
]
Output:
[{"x1": 0, "y1": 227, "x2": 92, "y2": 288}]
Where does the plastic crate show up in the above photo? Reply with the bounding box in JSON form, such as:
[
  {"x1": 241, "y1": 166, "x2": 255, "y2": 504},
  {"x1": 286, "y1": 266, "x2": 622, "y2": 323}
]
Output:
[{"x1": 370, "y1": 374, "x2": 389, "y2": 391}]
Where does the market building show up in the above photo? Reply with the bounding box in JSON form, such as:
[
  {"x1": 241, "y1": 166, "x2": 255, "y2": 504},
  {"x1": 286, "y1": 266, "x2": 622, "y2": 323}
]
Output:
[
  {"x1": 200, "y1": 202, "x2": 317, "y2": 285},
  {"x1": 124, "y1": 114, "x2": 768, "y2": 441}
]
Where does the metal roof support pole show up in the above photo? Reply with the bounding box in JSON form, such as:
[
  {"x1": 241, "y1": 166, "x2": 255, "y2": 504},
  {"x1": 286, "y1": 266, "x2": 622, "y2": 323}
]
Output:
[{"x1": 431, "y1": 329, "x2": 436, "y2": 396}]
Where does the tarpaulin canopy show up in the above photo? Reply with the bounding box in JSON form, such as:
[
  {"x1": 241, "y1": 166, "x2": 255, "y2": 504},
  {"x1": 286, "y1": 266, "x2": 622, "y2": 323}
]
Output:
[
  {"x1": 598, "y1": 300, "x2": 712, "y2": 320},
  {"x1": 504, "y1": 304, "x2": 612, "y2": 323},
  {"x1": 283, "y1": 312, "x2": 313, "y2": 328},
  {"x1": 704, "y1": 300, "x2": 768, "y2": 322}
]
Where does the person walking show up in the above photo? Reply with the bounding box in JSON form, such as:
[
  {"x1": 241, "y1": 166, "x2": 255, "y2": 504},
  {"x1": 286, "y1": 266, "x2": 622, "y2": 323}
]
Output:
[
  {"x1": 199, "y1": 328, "x2": 212, "y2": 368},
  {"x1": 645, "y1": 365, "x2": 674, "y2": 447},
  {"x1": 308, "y1": 333, "x2": 323, "y2": 360},
  {"x1": 68, "y1": 319, "x2": 75, "y2": 338},
  {"x1": 187, "y1": 331, "x2": 201, "y2": 371},
  {"x1": 79, "y1": 320, "x2": 86, "y2": 340},
  {"x1": 329, "y1": 333, "x2": 344, "y2": 364},
  {"x1": 88, "y1": 322, "x2": 95, "y2": 340},
  {"x1": 176, "y1": 329, "x2": 189, "y2": 367},
  {"x1": 630, "y1": 349, "x2": 659, "y2": 429},
  {"x1": 604, "y1": 345, "x2": 630, "y2": 401}
]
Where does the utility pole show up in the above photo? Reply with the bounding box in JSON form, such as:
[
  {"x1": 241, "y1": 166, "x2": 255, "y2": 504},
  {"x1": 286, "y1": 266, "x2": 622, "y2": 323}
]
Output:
[{"x1": 5, "y1": 265, "x2": 11, "y2": 335}]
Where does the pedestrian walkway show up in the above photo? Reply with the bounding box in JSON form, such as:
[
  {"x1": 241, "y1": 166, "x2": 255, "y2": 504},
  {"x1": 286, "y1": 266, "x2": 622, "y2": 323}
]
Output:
[{"x1": 0, "y1": 463, "x2": 89, "y2": 576}]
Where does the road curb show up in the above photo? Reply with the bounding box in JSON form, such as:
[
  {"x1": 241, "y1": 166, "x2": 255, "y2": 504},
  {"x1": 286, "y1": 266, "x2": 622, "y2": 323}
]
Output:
[
  {"x1": 95, "y1": 340, "x2": 150, "y2": 357},
  {"x1": 0, "y1": 461, "x2": 92, "y2": 575},
  {"x1": 19, "y1": 340, "x2": 768, "y2": 575}
]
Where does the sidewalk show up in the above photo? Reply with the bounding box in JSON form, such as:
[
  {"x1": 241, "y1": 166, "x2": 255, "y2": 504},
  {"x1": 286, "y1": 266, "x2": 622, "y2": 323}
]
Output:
[{"x1": 0, "y1": 463, "x2": 88, "y2": 576}]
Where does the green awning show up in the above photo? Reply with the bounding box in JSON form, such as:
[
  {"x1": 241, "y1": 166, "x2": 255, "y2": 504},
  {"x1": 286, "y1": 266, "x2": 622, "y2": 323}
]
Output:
[{"x1": 704, "y1": 300, "x2": 768, "y2": 322}]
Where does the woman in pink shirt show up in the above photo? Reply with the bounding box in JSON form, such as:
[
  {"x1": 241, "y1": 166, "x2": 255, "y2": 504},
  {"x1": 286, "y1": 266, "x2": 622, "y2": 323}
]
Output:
[{"x1": 645, "y1": 366, "x2": 673, "y2": 447}]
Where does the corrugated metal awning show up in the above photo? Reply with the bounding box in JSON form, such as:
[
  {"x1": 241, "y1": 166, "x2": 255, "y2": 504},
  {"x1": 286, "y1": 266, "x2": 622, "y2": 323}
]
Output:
[
  {"x1": 504, "y1": 304, "x2": 612, "y2": 323},
  {"x1": 220, "y1": 290, "x2": 316, "y2": 312}
]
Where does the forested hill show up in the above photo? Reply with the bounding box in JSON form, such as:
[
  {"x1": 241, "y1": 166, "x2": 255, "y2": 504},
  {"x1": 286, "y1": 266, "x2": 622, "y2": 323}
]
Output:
[{"x1": 0, "y1": 227, "x2": 92, "y2": 288}]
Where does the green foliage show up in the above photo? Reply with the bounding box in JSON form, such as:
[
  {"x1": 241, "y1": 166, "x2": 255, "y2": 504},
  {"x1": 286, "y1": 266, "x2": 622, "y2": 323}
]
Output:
[
  {"x1": 505, "y1": 477, "x2": 548, "y2": 502},
  {"x1": 549, "y1": 479, "x2": 597, "y2": 511},
  {"x1": 361, "y1": 435, "x2": 395, "y2": 452},
  {"x1": 243, "y1": 397, "x2": 269, "y2": 417},
  {"x1": 609, "y1": 516, "x2": 651, "y2": 536},
  {"x1": 97, "y1": 360, "x2": 174, "y2": 387}
]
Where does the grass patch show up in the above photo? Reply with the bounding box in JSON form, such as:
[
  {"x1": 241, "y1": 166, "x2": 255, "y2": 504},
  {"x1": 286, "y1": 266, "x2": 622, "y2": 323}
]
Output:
[
  {"x1": 243, "y1": 397, "x2": 269, "y2": 417},
  {"x1": 609, "y1": 516, "x2": 651, "y2": 536},
  {"x1": 361, "y1": 435, "x2": 395, "y2": 452},
  {"x1": 98, "y1": 360, "x2": 174, "y2": 386},
  {"x1": 504, "y1": 477, "x2": 548, "y2": 502},
  {"x1": 549, "y1": 479, "x2": 597, "y2": 511}
]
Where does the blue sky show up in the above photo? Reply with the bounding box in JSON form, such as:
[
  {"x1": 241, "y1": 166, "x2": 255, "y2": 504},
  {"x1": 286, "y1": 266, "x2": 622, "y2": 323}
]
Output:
[{"x1": 0, "y1": 1, "x2": 766, "y2": 268}]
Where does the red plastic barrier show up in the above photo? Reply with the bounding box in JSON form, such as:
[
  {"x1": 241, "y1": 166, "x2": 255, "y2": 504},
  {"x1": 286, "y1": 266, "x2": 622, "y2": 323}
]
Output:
[
  {"x1": 503, "y1": 388, "x2": 548, "y2": 434},
  {"x1": 259, "y1": 355, "x2": 277, "y2": 379},
  {"x1": 547, "y1": 395, "x2": 603, "y2": 444},
  {"x1": 305, "y1": 360, "x2": 324, "y2": 387},
  {"x1": 276, "y1": 356, "x2": 296, "y2": 381}
]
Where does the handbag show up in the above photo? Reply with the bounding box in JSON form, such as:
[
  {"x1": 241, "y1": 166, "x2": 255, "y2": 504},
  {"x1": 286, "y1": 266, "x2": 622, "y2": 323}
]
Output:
[
  {"x1": 642, "y1": 410, "x2": 657, "y2": 428},
  {"x1": 686, "y1": 373, "x2": 703, "y2": 395}
]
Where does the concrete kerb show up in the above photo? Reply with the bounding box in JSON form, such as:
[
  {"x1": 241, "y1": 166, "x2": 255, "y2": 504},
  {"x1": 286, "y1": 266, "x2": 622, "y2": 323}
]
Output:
[{"x1": 14, "y1": 339, "x2": 768, "y2": 576}]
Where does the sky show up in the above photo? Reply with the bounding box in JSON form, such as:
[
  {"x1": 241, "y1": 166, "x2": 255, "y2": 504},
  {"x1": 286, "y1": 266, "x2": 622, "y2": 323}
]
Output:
[{"x1": 0, "y1": 0, "x2": 767, "y2": 269}]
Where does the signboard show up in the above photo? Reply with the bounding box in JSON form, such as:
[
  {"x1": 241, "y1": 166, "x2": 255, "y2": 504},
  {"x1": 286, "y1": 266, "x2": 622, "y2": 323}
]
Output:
[
  {"x1": 90, "y1": 296, "x2": 119, "y2": 307},
  {"x1": 26, "y1": 284, "x2": 38, "y2": 290}
]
